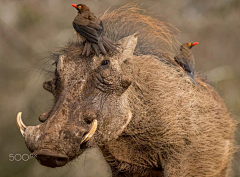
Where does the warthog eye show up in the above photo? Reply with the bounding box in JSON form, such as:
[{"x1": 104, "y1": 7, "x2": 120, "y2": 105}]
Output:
[{"x1": 101, "y1": 60, "x2": 110, "y2": 66}]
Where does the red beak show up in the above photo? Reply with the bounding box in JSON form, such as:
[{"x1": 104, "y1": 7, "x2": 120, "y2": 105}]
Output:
[
  {"x1": 71, "y1": 4, "x2": 77, "y2": 8},
  {"x1": 192, "y1": 42, "x2": 199, "y2": 46}
]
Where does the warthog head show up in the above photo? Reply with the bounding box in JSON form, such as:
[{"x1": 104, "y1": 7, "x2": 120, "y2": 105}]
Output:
[{"x1": 17, "y1": 33, "x2": 138, "y2": 167}]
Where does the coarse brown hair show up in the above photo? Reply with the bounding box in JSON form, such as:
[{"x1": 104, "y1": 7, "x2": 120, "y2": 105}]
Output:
[{"x1": 101, "y1": 3, "x2": 180, "y2": 58}]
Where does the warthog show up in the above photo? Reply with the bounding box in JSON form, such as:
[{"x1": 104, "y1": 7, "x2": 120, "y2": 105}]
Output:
[{"x1": 17, "y1": 5, "x2": 236, "y2": 177}]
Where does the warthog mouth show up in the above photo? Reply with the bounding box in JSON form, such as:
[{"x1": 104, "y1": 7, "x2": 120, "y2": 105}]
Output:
[
  {"x1": 33, "y1": 149, "x2": 69, "y2": 167},
  {"x1": 16, "y1": 112, "x2": 98, "y2": 145}
]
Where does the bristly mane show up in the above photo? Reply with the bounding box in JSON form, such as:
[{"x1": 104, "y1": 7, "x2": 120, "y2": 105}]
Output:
[
  {"x1": 101, "y1": 3, "x2": 180, "y2": 58},
  {"x1": 60, "y1": 3, "x2": 180, "y2": 61}
]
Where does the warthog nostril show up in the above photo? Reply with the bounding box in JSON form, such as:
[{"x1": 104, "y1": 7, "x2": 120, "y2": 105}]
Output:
[
  {"x1": 33, "y1": 150, "x2": 69, "y2": 168},
  {"x1": 55, "y1": 157, "x2": 68, "y2": 166}
]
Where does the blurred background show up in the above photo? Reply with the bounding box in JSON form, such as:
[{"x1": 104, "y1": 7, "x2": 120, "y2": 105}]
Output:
[{"x1": 0, "y1": 0, "x2": 239, "y2": 176}]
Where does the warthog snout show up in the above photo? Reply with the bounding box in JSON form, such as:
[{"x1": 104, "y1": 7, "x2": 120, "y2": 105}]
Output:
[{"x1": 16, "y1": 112, "x2": 98, "y2": 167}]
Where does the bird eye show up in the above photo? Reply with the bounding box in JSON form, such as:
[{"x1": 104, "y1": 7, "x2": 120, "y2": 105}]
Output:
[
  {"x1": 101, "y1": 60, "x2": 110, "y2": 66},
  {"x1": 78, "y1": 6, "x2": 82, "y2": 9}
]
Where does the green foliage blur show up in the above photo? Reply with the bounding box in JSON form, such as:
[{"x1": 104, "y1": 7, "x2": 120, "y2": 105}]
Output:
[{"x1": 0, "y1": 0, "x2": 239, "y2": 176}]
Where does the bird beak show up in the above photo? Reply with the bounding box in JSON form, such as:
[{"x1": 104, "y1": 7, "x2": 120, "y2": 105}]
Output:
[
  {"x1": 192, "y1": 42, "x2": 199, "y2": 46},
  {"x1": 71, "y1": 4, "x2": 77, "y2": 9}
]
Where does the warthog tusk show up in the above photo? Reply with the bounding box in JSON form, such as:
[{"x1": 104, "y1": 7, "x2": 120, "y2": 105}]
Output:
[
  {"x1": 16, "y1": 112, "x2": 26, "y2": 137},
  {"x1": 80, "y1": 119, "x2": 98, "y2": 145}
]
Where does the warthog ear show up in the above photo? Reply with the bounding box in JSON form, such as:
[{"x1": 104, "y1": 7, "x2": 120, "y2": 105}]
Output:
[{"x1": 118, "y1": 32, "x2": 139, "y2": 59}]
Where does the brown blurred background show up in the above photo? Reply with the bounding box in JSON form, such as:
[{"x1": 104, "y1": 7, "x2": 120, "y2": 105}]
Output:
[{"x1": 0, "y1": 0, "x2": 239, "y2": 176}]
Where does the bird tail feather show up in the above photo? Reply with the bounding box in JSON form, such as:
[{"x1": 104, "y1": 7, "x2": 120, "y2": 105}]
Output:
[
  {"x1": 103, "y1": 36, "x2": 117, "y2": 51},
  {"x1": 186, "y1": 72, "x2": 198, "y2": 85},
  {"x1": 98, "y1": 42, "x2": 107, "y2": 55},
  {"x1": 92, "y1": 43, "x2": 100, "y2": 56}
]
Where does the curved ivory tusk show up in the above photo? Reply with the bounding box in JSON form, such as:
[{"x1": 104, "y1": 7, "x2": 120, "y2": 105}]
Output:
[
  {"x1": 16, "y1": 112, "x2": 27, "y2": 137},
  {"x1": 80, "y1": 119, "x2": 98, "y2": 145}
]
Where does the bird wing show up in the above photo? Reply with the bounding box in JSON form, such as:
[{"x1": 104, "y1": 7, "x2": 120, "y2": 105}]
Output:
[
  {"x1": 174, "y1": 55, "x2": 192, "y2": 74},
  {"x1": 187, "y1": 55, "x2": 195, "y2": 73},
  {"x1": 88, "y1": 20, "x2": 103, "y2": 30},
  {"x1": 73, "y1": 21, "x2": 103, "y2": 44}
]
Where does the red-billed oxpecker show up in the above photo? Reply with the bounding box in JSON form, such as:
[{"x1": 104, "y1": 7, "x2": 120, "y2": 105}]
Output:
[
  {"x1": 71, "y1": 4, "x2": 116, "y2": 56},
  {"x1": 174, "y1": 42, "x2": 199, "y2": 84}
]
